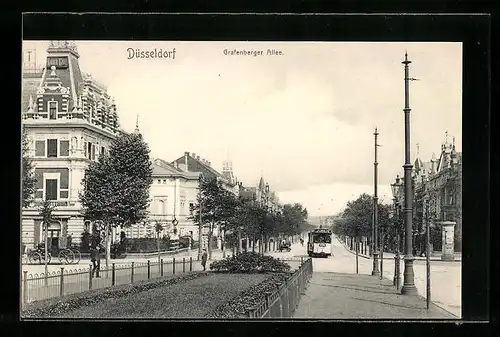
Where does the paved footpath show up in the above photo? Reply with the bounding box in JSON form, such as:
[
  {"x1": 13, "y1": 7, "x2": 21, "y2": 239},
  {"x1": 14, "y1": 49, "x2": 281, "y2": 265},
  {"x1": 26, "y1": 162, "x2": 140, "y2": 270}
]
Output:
[{"x1": 294, "y1": 272, "x2": 457, "y2": 319}]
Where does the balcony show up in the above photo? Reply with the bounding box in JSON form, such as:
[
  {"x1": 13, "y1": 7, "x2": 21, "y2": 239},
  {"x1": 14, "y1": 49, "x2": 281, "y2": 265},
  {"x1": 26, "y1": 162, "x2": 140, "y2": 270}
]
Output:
[{"x1": 27, "y1": 199, "x2": 81, "y2": 209}]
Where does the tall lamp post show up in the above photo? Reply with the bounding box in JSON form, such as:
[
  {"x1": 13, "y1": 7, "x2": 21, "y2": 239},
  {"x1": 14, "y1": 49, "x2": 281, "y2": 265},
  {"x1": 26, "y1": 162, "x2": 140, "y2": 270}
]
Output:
[
  {"x1": 198, "y1": 174, "x2": 203, "y2": 260},
  {"x1": 401, "y1": 52, "x2": 418, "y2": 295},
  {"x1": 391, "y1": 175, "x2": 403, "y2": 289},
  {"x1": 371, "y1": 127, "x2": 380, "y2": 276}
]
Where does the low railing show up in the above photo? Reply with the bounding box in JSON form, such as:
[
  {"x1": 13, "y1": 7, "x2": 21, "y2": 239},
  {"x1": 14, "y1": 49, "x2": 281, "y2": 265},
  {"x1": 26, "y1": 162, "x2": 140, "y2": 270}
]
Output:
[
  {"x1": 21, "y1": 256, "x2": 204, "y2": 306},
  {"x1": 244, "y1": 257, "x2": 313, "y2": 318}
]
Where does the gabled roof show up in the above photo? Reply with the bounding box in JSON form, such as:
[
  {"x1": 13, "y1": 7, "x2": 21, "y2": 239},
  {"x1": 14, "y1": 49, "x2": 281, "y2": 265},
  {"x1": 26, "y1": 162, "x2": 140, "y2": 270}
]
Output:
[
  {"x1": 152, "y1": 158, "x2": 200, "y2": 179},
  {"x1": 172, "y1": 153, "x2": 223, "y2": 179}
]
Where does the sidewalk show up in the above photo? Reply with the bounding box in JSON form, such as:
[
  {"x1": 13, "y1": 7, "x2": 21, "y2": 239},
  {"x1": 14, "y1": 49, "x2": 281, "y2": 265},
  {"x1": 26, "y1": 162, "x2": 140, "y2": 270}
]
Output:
[
  {"x1": 339, "y1": 238, "x2": 462, "y2": 262},
  {"x1": 293, "y1": 272, "x2": 457, "y2": 319}
]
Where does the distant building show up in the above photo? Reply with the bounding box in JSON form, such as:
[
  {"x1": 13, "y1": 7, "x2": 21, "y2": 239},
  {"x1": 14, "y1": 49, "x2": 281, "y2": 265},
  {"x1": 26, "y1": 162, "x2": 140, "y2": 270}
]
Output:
[
  {"x1": 171, "y1": 151, "x2": 239, "y2": 196},
  {"x1": 170, "y1": 152, "x2": 241, "y2": 247},
  {"x1": 412, "y1": 133, "x2": 462, "y2": 251},
  {"x1": 22, "y1": 41, "x2": 123, "y2": 249},
  {"x1": 238, "y1": 175, "x2": 280, "y2": 213}
]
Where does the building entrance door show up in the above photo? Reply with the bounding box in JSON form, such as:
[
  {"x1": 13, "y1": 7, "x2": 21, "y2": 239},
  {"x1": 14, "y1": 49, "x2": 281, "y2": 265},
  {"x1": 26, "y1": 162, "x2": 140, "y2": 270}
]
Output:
[{"x1": 49, "y1": 229, "x2": 60, "y2": 249}]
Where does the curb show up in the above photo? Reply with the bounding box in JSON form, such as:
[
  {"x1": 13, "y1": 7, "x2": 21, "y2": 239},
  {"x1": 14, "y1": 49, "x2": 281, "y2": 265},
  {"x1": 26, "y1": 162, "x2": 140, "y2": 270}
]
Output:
[{"x1": 338, "y1": 237, "x2": 462, "y2": 263}]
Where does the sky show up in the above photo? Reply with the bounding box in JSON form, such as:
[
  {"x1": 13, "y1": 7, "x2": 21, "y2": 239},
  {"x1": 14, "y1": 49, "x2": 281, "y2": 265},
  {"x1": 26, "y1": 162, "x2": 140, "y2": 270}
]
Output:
[{"x1": 22, "y1": 41, "x2": 462, "y2": 216}]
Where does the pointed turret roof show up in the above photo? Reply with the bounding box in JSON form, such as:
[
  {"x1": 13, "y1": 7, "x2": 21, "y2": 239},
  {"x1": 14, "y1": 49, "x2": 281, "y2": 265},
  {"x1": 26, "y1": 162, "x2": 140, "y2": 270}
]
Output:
[
  {"x1": 258, "y1": 176, "x2": 265, "y2": 189},
  {"x1": 41, "y1": 41, "x2": 84, "y2": 109},
  {"x1": 134, "y1": 115, "x2": 140, "y2": 134},
  {"x1": 414, "y1": 143, "x2": 424, "y2": 172}
]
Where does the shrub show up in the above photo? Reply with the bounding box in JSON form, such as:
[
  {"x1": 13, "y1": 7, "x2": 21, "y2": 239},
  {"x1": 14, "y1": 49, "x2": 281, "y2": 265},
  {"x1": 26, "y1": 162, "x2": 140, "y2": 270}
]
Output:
[
  {"x1": 179, "y1": 235, "x2": 191, "y2": 249},
  {"x1": 209, "y1": 252, "x2": 291, "y2": 273},
  {"x1": 80, "y1": 231, "x2": 91, "y2": 253},
  {"x1": 125, "y1": 238, "x2": 170, "y2": 253}
]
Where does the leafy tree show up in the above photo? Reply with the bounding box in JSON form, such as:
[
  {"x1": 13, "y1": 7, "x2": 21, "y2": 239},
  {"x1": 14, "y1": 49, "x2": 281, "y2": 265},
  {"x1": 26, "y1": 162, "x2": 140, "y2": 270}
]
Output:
[
  {"x1": 189, "y1": 177, "x2": 237, "y2": 259},
  {"x1": 80, "y1": 132, "x2": 153, "y2": 268},
  {"x1": 332, "y1": 194, "x2": 391, "y2": 251},
  {"x1": 22, "y1": 126, "x2": 37, "y2": 208},
  {"x1": 280, "y1": 203, "x2": 309, "y2": 236}
]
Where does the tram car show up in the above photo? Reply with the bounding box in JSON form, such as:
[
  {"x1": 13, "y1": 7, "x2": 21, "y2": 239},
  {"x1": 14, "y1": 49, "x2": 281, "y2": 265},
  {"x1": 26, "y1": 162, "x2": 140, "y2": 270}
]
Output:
[{"x1": 307, "y1": 228, "x2": 333, "y2": 258}]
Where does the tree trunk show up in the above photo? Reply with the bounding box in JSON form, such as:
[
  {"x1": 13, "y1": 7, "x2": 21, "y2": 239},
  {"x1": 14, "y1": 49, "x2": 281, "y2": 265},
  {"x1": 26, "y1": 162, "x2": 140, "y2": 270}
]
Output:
[
  {"x1": 105, "y1": 224, "x2": 111, "y2": 277},
  {"x1": 157, "y1": 232, "x2": 161, "y2": 266},
  {"x1": 222, "y1": 229, "x2": 226, "y2": 258},
  {"x1": 208, "y1": 224, "x2": 213, "y2": 260},
  {"x1": 237, "y1": 230, "x2": 242, "y2": 254}
]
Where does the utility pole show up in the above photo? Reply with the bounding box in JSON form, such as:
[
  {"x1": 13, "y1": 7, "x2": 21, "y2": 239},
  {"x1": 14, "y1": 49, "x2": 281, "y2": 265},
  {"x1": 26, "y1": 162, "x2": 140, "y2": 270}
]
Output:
[
  {"x1": 198, "y1": 175, "x2": 203, "y2": 260},
  {"x1": 372, "y1": 127, "x2": 380, "y2": 276},
  {"x1": 425, "y1": 198, "x2": 431, "y2": 309},
  {"x1": 401, "y1": 52, "x2": 418, "y2": 295},
  {"x1": 355, "y1": 234, "x2": 359, "y2": 274}
]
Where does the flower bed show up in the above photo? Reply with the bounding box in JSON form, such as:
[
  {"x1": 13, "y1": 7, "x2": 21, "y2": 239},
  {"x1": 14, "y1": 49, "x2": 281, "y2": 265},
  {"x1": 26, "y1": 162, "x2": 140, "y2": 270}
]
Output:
[
  {"x1": 22, "y1": 271, "x2": 209, "y2": 318},
  {"x1": 207, "y1": 272, "x2": 291, "y2": 318},
  {"x1": 209, "y1": 252, "x2": 291, "y2": 273}
]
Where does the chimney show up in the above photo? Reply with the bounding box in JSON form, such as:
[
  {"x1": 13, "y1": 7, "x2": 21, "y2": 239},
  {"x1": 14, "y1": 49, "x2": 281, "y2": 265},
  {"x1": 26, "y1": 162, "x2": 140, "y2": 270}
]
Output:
[
  {"x1": 184, "y1": 151, "x2": 189, "y2": 170},
  {"x1": 208, "y1": 161, "x2": 211, "y2": 167},
  {"x1": 197, "y1": 156, "x2": 200, "y2": 160},
  {"x1": 192, "y1": 152, "x2": 196, "y2": 159}
]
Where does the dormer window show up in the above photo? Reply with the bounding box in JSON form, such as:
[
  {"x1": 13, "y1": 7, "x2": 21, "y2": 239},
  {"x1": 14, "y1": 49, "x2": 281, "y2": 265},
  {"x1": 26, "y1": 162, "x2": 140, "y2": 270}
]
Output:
[{"x1": 49, "y1": 101, "x2": 57, "y2": 120}]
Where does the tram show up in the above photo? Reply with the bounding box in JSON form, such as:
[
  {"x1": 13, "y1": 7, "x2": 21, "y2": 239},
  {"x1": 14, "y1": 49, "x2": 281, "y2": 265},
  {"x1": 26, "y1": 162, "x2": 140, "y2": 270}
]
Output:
[{"x1": 307, "y1": 228, "x2": 333, "y2": 258}]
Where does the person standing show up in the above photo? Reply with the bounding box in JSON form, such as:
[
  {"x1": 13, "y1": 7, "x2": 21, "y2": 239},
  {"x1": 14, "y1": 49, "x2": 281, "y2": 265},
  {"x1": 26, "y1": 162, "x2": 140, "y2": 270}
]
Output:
[
  {"x1": 90, "y1": 235, "x2": 101, "y2": 278},
  {"x1": 201, "y1": 250, "x2": 208, "y2": 271}
]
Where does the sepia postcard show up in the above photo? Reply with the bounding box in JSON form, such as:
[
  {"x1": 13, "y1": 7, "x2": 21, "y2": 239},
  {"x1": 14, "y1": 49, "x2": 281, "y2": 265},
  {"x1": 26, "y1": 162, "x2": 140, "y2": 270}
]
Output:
[{"x1": 21, "y1": 39, "x2": 463, "y2": 321}]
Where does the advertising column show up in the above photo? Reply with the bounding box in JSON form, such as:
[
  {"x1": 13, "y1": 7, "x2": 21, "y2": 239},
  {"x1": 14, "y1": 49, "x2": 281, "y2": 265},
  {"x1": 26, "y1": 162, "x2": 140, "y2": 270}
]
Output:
[{"x1": 439, "y1": 221, "x2": 456, "y2": 261}]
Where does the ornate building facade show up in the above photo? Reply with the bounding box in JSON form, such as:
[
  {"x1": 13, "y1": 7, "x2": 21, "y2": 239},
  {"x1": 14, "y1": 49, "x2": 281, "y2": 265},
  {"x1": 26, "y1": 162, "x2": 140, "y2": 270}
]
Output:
[
  {"x1": 412, "y1": 133, "x2": 462, "y2": 252},
  {"x1": 22, "y1": 41, "x2": 123, "y2": 249}
]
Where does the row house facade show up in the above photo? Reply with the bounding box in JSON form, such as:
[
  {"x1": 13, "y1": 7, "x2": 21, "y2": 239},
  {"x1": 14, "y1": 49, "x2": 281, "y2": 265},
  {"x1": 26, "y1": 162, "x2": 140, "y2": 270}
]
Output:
[
  {"x1": 21, "y1": 41, "x2": 123, "y2": 250},
  {"x1": 412, "y1": 134, "x2": 462, "y2": 252}
]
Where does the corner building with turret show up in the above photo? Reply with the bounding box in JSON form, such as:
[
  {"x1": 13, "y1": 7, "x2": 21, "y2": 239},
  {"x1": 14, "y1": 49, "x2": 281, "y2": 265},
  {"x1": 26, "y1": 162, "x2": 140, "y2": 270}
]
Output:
[{"x1": 21, "y1": 41, "x2": 123, "y2": 250}]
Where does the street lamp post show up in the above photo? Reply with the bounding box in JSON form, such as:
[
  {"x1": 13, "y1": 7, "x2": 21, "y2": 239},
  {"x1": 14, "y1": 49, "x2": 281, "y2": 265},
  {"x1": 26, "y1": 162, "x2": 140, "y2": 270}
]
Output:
[
  {"x1": 401, "y1": 52, "x2": 418, "y2": 295},
  {"x1": 371, "y1": 127, "x2": 380, "y2": 276},
  {"x1": 391, "y1": 175, "x2": 403, "y2": 289},
  {"x1": 198, "y1": 174, "x2": 203, "y2": 261}
]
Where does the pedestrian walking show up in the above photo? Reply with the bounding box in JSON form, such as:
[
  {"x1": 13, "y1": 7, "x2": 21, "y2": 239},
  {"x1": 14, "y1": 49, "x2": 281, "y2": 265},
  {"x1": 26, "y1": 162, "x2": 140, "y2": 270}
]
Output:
[
  {"x1": 90, "y1": 240, "x2": 101, "y2": 278},
  {"x1": 201, "y1": 250, "x2": 208, "y2": 271}
]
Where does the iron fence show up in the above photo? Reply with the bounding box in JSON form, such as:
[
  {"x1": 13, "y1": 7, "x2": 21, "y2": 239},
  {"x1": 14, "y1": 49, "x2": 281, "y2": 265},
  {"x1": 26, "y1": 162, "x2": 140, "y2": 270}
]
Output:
[
  {"x1": 21, "y1": 256, "x2": 204, "y2": 306},
  {"x1": 243, "y1": 257, "x2": 313, "y2": 318}
]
